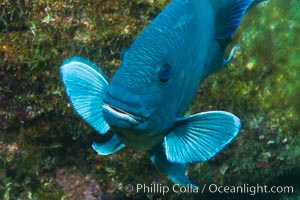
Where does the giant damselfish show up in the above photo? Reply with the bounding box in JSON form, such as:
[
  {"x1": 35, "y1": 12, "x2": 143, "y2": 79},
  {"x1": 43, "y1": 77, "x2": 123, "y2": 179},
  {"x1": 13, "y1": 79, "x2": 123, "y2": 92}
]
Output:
[{"x1": 60, "y1": 0, "x2": 265, "y2": 186}]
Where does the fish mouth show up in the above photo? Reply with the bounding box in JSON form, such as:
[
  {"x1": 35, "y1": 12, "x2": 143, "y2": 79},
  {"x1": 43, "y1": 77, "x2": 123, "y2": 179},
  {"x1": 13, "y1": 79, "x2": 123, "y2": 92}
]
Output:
[{"x1": 102, "y1": 104, "x2": 145, "y2": 126}]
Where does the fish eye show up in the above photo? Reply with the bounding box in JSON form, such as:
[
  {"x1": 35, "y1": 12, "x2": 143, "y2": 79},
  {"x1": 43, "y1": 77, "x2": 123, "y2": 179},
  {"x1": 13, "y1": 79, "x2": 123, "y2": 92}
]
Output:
[{"x1": 158, "y1": 64, "x2": 171, "y2": 83}]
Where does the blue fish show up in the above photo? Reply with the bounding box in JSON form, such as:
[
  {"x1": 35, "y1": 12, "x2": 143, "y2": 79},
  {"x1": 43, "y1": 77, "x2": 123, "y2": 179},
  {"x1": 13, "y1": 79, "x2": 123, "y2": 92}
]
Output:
[{"x1": 60, "y1": 0, "x2": 265, "y2": 186}]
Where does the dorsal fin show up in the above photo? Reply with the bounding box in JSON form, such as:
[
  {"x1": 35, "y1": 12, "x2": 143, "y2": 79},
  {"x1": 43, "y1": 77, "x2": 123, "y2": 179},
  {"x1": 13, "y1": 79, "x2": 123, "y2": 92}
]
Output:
[{"x1": 209, "y1": 0, "x2": 265, "y2": 39}]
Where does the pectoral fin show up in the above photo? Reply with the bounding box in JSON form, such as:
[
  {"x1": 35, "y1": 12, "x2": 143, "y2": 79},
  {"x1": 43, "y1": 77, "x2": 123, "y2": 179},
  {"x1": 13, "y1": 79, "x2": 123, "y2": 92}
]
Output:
[
  {"x1": 148, "y1": 144, "x2": 197, "y2": 188},
  {"x1": 92, "y1": 134, "x2": 125, "y2": 155},
  {"x1": 223, "y1": 44, "x2": 237, "y2": 66},
  {"x1": 164, "y1": 111, "x2": 241, "y2": 164},
  {"x1": 60, "y1": 57, "x2": 110, "y2": 134}
]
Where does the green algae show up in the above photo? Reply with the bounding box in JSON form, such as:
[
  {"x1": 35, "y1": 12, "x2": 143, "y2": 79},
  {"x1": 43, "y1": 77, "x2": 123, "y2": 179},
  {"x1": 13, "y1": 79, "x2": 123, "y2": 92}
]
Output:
[{"x1": 0, "y1": 0, "x2": 299, "y2": 199}]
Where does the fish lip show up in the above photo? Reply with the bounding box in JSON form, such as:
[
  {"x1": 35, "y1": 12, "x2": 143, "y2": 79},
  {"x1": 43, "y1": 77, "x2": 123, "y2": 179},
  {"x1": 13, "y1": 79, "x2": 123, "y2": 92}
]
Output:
[{"x1": 102, "y1": 104, "x2": 145, "y2": 125}]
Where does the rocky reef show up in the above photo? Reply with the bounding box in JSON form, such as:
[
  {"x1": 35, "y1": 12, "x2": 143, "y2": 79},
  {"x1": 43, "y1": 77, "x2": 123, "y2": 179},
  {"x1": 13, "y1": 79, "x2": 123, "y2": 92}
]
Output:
[{"x1": 0, "y1": 0, "x2": 299, "y2": 199}]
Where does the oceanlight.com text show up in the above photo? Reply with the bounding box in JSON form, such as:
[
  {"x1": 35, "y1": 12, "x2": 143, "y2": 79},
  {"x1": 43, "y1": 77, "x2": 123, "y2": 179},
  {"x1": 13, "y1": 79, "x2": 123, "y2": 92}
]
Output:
[
  {"x1": 207, "y1": 184, "x2": 294, "y2": 196},
  {"x1": 124, "y1": 183, "x2": 294, "y2": 196}
]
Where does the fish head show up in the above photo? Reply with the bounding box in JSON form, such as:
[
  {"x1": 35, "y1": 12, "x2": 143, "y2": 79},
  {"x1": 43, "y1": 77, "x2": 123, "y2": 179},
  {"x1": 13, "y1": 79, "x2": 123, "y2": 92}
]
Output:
[{"x1": 102, "y1": 39, "x2": 182, "y2": 140}]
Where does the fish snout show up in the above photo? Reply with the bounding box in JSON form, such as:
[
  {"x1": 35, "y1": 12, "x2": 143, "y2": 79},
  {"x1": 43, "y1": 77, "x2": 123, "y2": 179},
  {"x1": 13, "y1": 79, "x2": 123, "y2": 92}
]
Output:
[
  {"x1": 102, "y1": 86, "x2": 155, "y2": 128},
  {"x1": 102, "y1": 104, "x2": 141, "y2": 129}
]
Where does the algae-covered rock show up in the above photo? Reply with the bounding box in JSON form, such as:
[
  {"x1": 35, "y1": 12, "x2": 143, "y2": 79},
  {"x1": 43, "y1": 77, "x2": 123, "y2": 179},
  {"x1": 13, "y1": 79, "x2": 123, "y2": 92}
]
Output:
[{"x1": 0, "y1": 0, "x2": 299, "y2": 199}]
